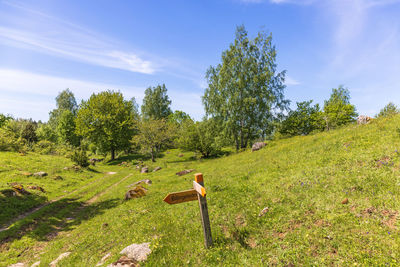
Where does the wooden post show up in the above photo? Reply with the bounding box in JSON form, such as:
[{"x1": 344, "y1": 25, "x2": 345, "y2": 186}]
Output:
[{"x1": 195, "y1": 173, "x2": 213, "y2": 248}]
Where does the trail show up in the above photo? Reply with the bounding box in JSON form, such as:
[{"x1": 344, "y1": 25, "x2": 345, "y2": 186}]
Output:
[
  {"x1": 86, "y1": 173, "x2": 132, "y2": 204},
  {"x1": 0, "y1": 172, "x2": 128, "y2": 233}
]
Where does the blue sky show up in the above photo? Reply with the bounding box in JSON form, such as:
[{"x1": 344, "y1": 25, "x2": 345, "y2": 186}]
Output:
[{"x1": 1, "y1": 0, "x2": 400, "y2": 121}]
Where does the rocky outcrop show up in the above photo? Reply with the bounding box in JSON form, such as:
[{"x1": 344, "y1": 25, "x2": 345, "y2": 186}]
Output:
[{"x1": 251, "y1": 142, "x2": 266, "y2": 152}]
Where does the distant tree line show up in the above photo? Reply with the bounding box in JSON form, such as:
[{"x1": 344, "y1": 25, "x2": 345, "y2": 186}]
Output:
[{"x1": 0, "y1": 25, "x2": 399, "y2": 162}]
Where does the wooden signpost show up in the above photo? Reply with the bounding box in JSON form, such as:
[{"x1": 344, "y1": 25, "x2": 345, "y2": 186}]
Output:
[{"x1": 163, "y1": 173, "x2": 213, "y2": 248}]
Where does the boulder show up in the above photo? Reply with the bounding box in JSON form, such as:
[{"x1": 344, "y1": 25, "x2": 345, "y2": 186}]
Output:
[
  {"x1": 153, "y1": 167, "x2": 161, "y2": 172},
  {"x1": 125, "y1": 186, "x2": 148, "y2": 200},
  {"x1": 251, "y1": 142, "x2": 266, "y2": 152},
  {"x1": 176, "y1": 169, "x2": 194, "y2": 176},
  {"x1": 107, "y1": 256, "x2": 137, "y2": 267},
  {"x1": 357, "y1": 115, "x2": 373, "y2": 125},
  {"x1": 33, "y1": 171, "x2": 48, "y2": 177},
  {"x1": 141, "y1": 167, "x2": 148, "y2": 173},
  {"x1": 27, "y1": 185, "x2": 45, "y2": 193},
  {"x1": 120, "y1": 243, "x2": 151, "y2": 262}
]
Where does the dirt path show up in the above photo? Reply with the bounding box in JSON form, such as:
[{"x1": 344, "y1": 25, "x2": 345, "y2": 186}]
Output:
[
  {"x1": 0, "y1": 172, "x2": 124, "y2": 233},
  {"x1": 86, "y1": 173, "x2": 132, "y2": 204}
]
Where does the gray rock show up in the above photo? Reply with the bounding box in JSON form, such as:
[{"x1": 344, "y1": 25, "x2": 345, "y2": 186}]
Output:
[
  {"x1": 33, "y1": 171, "x2": 47, "y2": 177},
  {"x1": 31, "y1": 262, "x2": 40, "y2": 267},
  {"x1": 251, "y1": 142, "x2": 266, "y2": 152},
  {"x1": 258, "y1": 207, "x2": 269, "y2": 217},
  {"x1": 141, "y1": 167, "x2": 148, "y2": 173},
  {"x1": 127, "y1": 179, "x2": 152, "y2": 188},
  {"x1": 49, "y1": 252, "x2": 71, "y2": 267},
  {"x1": 96, "y1": 252, "x2": 111, "y2": 266},
  {"x1": 153, "y1": 167, "x2": 161, "y2": 172},
  {"x1": 107, "y1": 256, "x2": 137, "y2": 267},
  {"x1": 176, "y1": 169, "x2": 194, "y2": 176},
  {"x1": 8, "y1": 263, "x2": 25, "y2": 267},
  {"x1": 120, "y1": 243, "x2": 151, "y2": 262}
]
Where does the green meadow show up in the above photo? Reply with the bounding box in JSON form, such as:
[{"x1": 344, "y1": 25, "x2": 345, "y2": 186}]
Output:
[{"x1": 2, "y1": 115, "x2": 400, "y2": 266}]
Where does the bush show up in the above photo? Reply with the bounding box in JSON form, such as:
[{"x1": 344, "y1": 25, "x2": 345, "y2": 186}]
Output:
[
  {"x1": 177, "y1": 118, "x2": 223, "y2": 158},
  {"x1": 71, "y1": 149, "x2": 90, "y2": 167},
  {"x1": 0, "y1": 128, "x2": 23, "y2": 152},
  {"x1": 377, "y1": 102, "x2": 399, "y2": 118},
  {"x1": 34, "y1": 140, "x2": 56, "y2": 155}
]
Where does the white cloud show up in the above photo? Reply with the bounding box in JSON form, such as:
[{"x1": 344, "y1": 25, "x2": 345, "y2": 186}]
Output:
[
  {"x1": 0, "y1": 2, "x2": 157, "y2": 74},
  {"x1": 0, "y1": 69, "x2": 205, "y2": 121},
  {"x1": 285, "y1": 76, "x2": 300, "y2": 86}
]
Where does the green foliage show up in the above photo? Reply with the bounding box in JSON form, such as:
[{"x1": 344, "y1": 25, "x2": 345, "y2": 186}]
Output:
[
  {"x1": 377, "y1": 102, "x2": 399, "y2": 118},
  {"x1": 0, "y1": 127, "x2": 23, "y2": 151},
  {"x1": 20, "y1": 120, "x2": 38, "y2": 145},
  {"x1": 71, "y1": 149, "x2": 89, "y2": 167},
  {"x1": 56, "y1": 110, "x2": 80, "y2": 147},
  {"x1": 75, "y1": 90, "x2": 137, "y2": 160},
  {"x1": 323, "y1": 85, "x2": 357, "y2": 130},
  {"x1": 0, "y1": 113, "x2": 12, "y2": 128},
  {"x1": 48, "y1": 89, "x2": 78, "y2": 129},
  {"x1": 279, "y1": 100, "x2": 324, "y2": 136},
  {"x1": 132, "y1": 119, "x2": 176, "y2": 162},
  {"x1": 33, "y1": 140, "x2": 56, "y2": 155},
  {"x1": 178, "y1": 118, "x2": 223, "y2": 157},
  {"x1": 203, "y1": 25, "x2": 289, "y2": 150},
  {"x1": 168, "y1": 110, "x2": 191, "y2": 126},
  {"x1": 141, "y1": 84, "x2": 172, "y2": 120},
  {"x1": 36, "y1": 123, "x2": 57, "y2": 142}
]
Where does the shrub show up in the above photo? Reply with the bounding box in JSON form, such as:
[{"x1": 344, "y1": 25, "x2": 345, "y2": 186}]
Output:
[
  {"x1": 34, "y1": 140, "x2": 56, "y2": 155},
  {"x1": 377, "y1": 102, "x2": 399, "y2": 118},
  {"x1": 71, "y1": 149, "x2": 90, "y2": 167},
  {"x1": 0, "y1": 128, "x2": 23, "y2": 152}
]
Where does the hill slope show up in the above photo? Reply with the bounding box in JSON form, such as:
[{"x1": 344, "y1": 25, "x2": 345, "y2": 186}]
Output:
[{"x1": 2, "y1": 116, "x2": 400, "y2": 266}]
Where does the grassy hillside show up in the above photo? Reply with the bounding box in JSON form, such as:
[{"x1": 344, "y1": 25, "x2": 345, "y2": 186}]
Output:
[{"x1": 2, "y1": 115, "x2": 400, "y2": 266}]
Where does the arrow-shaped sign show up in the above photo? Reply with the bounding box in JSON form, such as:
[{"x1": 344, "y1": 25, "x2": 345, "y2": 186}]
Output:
[
  {"x1": 193, "y1": 181, "x2": 206, "y2": 197},
  {"x1": 163, "y1": 189, "x2": 198, "y2": 204}
]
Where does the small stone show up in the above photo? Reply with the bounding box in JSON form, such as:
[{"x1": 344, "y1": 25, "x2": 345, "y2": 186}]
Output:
[
  {"x1": 106, "y1": 172, "x2": 117, "y2": 175},
  {"x1": 96, "y1": 252, "x2": 111, "y2": 266},
  {"x1": 107, "y1": 256, "x2": 137, "y2": 267},
  {"x1": 31, "y1": 261, "x2": 40, "y2": 267},
  {"x1": 49, "y1": 252, "x2": 71, "y2": 267},
  {"x1": 53, "y1": 175, "x2": 63, "y2": 180},
  {"x1": 141, "y1": 167, "x2": 148, "y2": 173},
  {"x1": 21, "y1": 172, "x2": 32, "y2": 176},
  {"x1": 120, "y1": 243, "x2": 151, "y2": 262},
  {"x1": 33, "y1": 171, "x2": 47, "y2": 177},
  {"x1": 8, "y1": 263, "x2": 25, "y2": 267},
  {"x1": 341, "y1": 198, "x2": 349, "y2": 204},
  {"x1": 153, "y1": 167, "x2": 161, "y2": 172},
  {"x1": 176, "y1": 169, "x2": 194, "y2": 176},
  {"x1": 258, "y1": 207, "x2": 269, "y2": 217},
  {"x1": 127, "y1": 179, "x2": 152, "y2": 188}
]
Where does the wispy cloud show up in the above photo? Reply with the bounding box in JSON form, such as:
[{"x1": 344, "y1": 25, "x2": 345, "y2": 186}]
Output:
[
  {"x1": 0, "y1": 2, "x2": 157, "y2": 74},
  {"x1": 0, "y1": 69, "x2": 204, "y2": 121},
  {"x1": 285, "y1": 76, "x2": 300, "y2": 86}
]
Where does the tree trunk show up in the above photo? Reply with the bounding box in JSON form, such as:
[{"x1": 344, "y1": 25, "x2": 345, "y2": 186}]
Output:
[
  {"x1": 151, "y1": 148, "x2": 155, "y2": 162},
  {"x1": 234, "y1": 133, "x2": 239, "y2": 151},
  {"x1": 111, "y1": 147, "x2": 115, "y2": 161}
]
